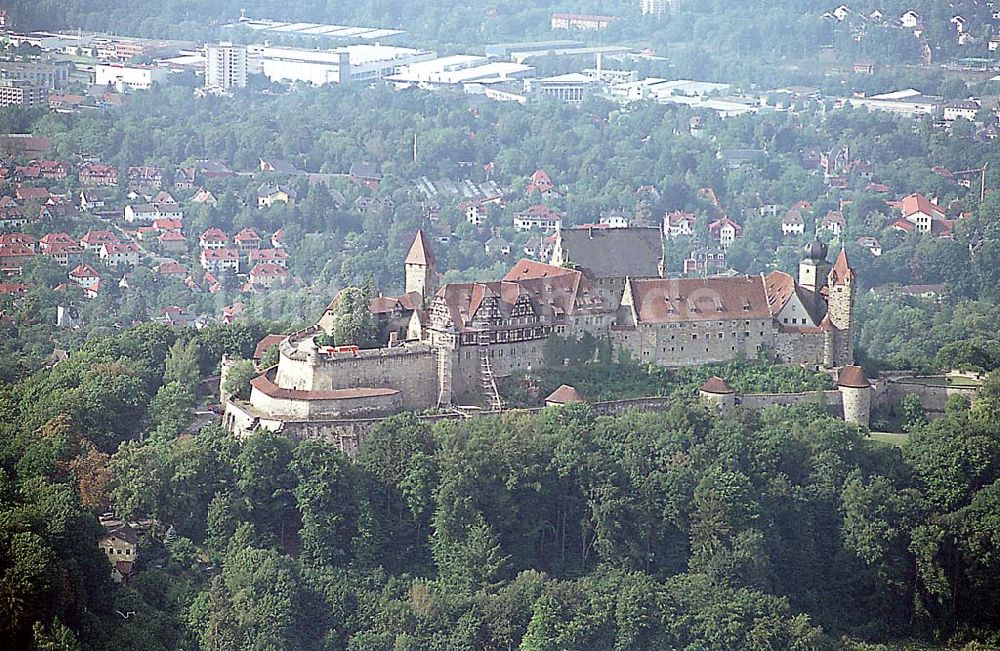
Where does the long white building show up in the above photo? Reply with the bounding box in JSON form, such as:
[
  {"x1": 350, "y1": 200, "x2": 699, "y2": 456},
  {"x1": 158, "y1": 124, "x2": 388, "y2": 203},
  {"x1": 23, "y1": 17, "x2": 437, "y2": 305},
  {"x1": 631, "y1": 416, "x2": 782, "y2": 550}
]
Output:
[
  {"x1": 250, "y1": 44, "x2": 436, "y2": 85},
  {"x1": 94, "y1": 64, "x2": 169, "y2": 90}
]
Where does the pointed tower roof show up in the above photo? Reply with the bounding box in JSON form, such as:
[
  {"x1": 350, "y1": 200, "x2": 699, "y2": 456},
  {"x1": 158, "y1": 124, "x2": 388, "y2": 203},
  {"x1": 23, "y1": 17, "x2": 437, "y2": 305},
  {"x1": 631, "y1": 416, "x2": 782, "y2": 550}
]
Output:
[
  {"x1": 837, "y1": 365, "x2": 870, "y2": 388},
  {"x1": 405, "y1": 229, "x2": 436, "y2": 267},
  {"x1": 700, "y1": 376, "x2": 735, "y2": 394},
  {"x1": 829, "y1": 248, "x2": 853, "y2": 285},
  {"x1": 546, "y1": 384, "x2": 584, "y2": 405}
]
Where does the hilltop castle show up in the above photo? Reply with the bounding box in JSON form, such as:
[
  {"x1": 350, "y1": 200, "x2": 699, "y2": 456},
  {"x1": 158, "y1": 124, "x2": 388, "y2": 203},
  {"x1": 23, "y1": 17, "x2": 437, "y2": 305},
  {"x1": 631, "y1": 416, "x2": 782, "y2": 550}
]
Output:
[{"x1": 224, "y1": 229, "x2": 857, "y2": 438}]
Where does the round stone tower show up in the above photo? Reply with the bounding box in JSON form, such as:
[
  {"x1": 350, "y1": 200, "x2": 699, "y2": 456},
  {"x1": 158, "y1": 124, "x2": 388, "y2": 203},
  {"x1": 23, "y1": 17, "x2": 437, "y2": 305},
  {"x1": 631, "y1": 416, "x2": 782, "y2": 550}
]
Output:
[
  {"x1": 838, "y1": 365, "x2": 872, "y2": 428},
  {"x1": 699, "y1": 376, "x2": 737, "y2": 415}
]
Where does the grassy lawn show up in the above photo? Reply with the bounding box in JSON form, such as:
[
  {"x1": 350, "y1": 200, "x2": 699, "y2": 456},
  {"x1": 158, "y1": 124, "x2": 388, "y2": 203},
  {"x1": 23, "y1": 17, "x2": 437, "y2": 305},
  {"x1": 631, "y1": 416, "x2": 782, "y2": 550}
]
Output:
[{"x1": 870, "y1": 431, "x2": 910, "y2": 447}]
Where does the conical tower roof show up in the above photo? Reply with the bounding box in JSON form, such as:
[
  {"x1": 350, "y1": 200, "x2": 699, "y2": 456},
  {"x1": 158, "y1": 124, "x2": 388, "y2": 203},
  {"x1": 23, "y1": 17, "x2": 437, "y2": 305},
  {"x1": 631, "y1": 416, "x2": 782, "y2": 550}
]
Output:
[
  {"x1": 829, "y1": 248, "x2": 853, "y2": 286},
  {"x1": 405, "y1": 229, "x2": 436, "y2": 267},
  {"x1": 700, "y1": 376, "x2": 735, "y2": 394},
  {"x1": 546, "y1": 384, "x2": 584, "y2": 405},
  {"x1": 837, "y1": 365, "x2": 870, "y2": 389}
]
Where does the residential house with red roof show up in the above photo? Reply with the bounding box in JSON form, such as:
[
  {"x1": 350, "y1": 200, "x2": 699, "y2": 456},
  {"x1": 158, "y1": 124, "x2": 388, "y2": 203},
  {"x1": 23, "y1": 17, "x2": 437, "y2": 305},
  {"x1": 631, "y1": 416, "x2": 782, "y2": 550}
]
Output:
[
  {"x1": 199, "y1": 228, "x2": 228, "y2": 250},
  {"x1": 0, "y1": 242, "x2": 35, "y2": 272},
  {"x1": 152, "y1": 217, "x2": 182, "y2": 232},
  {"x1": 248, "y1": 263, "x2": 289, "y2": 290},
  {"x1": 40, "y1": 232, "x2": 78, "y2": 251},
  {"x1": 79, "y1": 230, "x2": 120, "y2": 252},
  {"x1": 890, "y1": 193, "x2": 953, "y2": 236},
  {"x1": 525, "y1": 169, "x2": 556, "y2": 196},
  {"x1": 158, "y1": 230, "x2": 186, "y2": 253},
  {"x1": 32, "y1": 160, "x2": 70, "y2": 180},
  {"x1": 80, "y1": 162, "x2": 118, "y2": 186},
  {"x1": 99, "y1": 242, "x2": 141, "y2": 268},
  {"x1": 155, "y1": 260, "x2": 187, "y2": 278},
  {"x1": 234, "y1": 228, "x2": 262, "y2": 252},
  {"x1": 44, "y1": 241, "x2": 85, "y2": 267},
  {"x1": 0, "y1": 232, "x2": 35, "y2": 249},
  {"x1": 663, "y1": 210, "x2": 698, "y2": 239},
  {"x1": 201, "y1": 247, "x2": 239, "y2": 274},
  {"x1": 68, "y1": 263, "x2": 102, "y2": 298},
  {"x1": 708, "y1": 216, "x2": 743, "y2": 249},
  {"x1": 16, "y1": 186, "x2": 51, "y2": 202},
  {"x1": 514, "y1": 205, "x2": 563, "y2": 232},
  {"x1": 249, "y1": 248, "x2": 288, "y2": 268},
  {"x1": 270, "y1": 227, "x2": 285, "y2": 249},
  {"x1": 459, "y1": 200, "x2": 490, "y2": 226}
]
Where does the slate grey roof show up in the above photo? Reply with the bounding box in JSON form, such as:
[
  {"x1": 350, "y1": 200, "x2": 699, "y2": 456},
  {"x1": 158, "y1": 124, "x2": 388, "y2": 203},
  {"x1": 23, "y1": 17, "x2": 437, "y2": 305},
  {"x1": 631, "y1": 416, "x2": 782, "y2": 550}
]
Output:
[{"x1": 555, "y1": 227, "x2": 663, "y2": 279}]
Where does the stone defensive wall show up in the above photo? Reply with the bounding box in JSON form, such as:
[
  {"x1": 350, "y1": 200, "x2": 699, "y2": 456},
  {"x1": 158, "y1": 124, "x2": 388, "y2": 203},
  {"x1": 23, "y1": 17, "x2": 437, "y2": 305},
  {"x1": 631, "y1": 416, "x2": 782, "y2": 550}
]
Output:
[
  {"x1": 739, "y1": 390, "x2": 843, "y2": 412},
  {"x1": 882, "y1": 377, "x2": 979, "y2": 414},
  {"x1": 274, "y1": 328, "x2": 437, "y2": 411}
]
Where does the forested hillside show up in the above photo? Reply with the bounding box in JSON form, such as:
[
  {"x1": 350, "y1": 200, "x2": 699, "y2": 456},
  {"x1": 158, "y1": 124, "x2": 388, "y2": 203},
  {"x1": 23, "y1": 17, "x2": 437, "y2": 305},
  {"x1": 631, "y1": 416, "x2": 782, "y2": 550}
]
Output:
[{"x1": 2, "y1": 321, "x2": 1000, "y2": 648}]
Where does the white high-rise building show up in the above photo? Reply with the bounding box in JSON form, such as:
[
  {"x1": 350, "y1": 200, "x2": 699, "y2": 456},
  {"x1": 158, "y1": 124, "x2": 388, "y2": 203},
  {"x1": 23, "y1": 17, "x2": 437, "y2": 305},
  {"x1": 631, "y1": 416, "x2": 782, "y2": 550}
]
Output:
[
  {"x1": 205, "y1": 42, "x2": 248, "y2": 91},
  {"x1": 640, "y1": 0, "x2": 669, "y2": 17}
]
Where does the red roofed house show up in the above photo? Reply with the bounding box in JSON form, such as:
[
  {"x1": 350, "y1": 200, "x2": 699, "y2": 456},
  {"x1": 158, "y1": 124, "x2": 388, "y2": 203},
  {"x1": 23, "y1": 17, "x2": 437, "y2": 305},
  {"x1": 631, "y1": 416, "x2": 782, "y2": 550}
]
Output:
[
  {"x1": 200, "y1": 228, "x2": 228, "y2": 250},
  {"x1": 248, "y1": 263, "x2": 289, "y2": 290},
  {"x1": 664, "y1": 210, "x2": 698, "y2": 239},
  {"x1": 158, "y1": 230, "x2": 186, "y2": 253},
  {"x1": 44, "y1": 241, "x2": 85, "y2": 267},
  {"x1": 708, "y1": 216, "x2": 743, "y2": 248},
  {"x1": 68, "y1": 263, "x2": 101, "y2": 298},
  {"x1": 201, "y1": 248, "x2": 240, "y2": 274},
  {"x1": 155, "y1": 260, "x2": 187, "y2": 278},
  {"x1": 80, "y1": 162, "x2": 118, "y2": 186},
  {"x1": 0, "y1": 233, "x2": 36, "y2": 250},
  {"x1": 234, "y1": 228, "x2": 262, "y2": 252},
  {"x1": 100, "y1": 242, "x2": 141, "y2": 268},
  {"x1": 819, "y1": 210, "x2": 847, "y2": 236},
  {"x1": 0, "y1": 242, "x2": 35, "y2": 271},
  {"x1": 271, "y1": 227, "x2": 285, "y2": 249},
  {"x1": 40, "y1": 232, "x2": 78, "y2": 251},
  {"x1": 35, "y1": 160, "x2": 70, "y2": 180},
  {"x1": 514, "y1": 205, "x2": 563, "y2": 232},
  {"x1": 79, "y1": 230, "x2": 120, "y2": 252},
  {"x1": 253, "y1": 334, "x2": 285, "y2": 365},
  {"x1": 249, "y1": 248, "x2": 288, "y2": 268},
  {"x1": 891, "y1": 193, "x2": 950, "y2": 235},
  {"x1": 526, "y1": 169, "x2": 556, "y2": 196},
  {"x1": 152, "y1": 217, "x2": 182, "y2": 232},
  {"x1": 16, "y1": 186, "x2": 51, "y2": 202}
]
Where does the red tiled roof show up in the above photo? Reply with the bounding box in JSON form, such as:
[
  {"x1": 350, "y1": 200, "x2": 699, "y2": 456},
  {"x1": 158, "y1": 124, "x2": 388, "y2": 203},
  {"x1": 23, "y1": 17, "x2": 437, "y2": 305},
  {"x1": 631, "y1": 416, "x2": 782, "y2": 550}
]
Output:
[
  {"x1": 899, "y1": 193, "x2": 944, "y2": 219},
  {"x1": 0, "y1": 243, "x2": 36, "y2": 258},
  {"x1": 80, "y1": 230, "x2": 119, "y2": 245},
  {"x1": 253, "y1": 334, "x2": 285, "y2": 360},
  {"x1": 234, "y1": 228, "x2": 261, "y2": 242},
  {"x1": 249, "y1": 263, "x2": 287, "y2": 277},
  {"x1": 837, "y1": 365, "x2": 870, "y2": 388},
  {"x1": 625, "y1": 276, "x2": 771, "y2": 324},
  {"x1": 829, "y1": 249, "x2": 853, "y2": 286},
  {"x1": 700, "y1": 376, "x2": 735, "y2": 394},
  {"x1": 546, "y1": 384, "x2": 585, "y2": 404},
  {"x1": 69, "y1": 263, "x2": 100, "y2": 278}
]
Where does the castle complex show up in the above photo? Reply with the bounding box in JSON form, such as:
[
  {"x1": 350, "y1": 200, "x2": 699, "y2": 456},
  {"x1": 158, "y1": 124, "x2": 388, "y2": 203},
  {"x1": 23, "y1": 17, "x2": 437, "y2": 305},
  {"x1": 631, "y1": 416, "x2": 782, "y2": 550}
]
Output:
[{"x1": 224, "y1": 228, "x2": 858, "y2": 439}]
